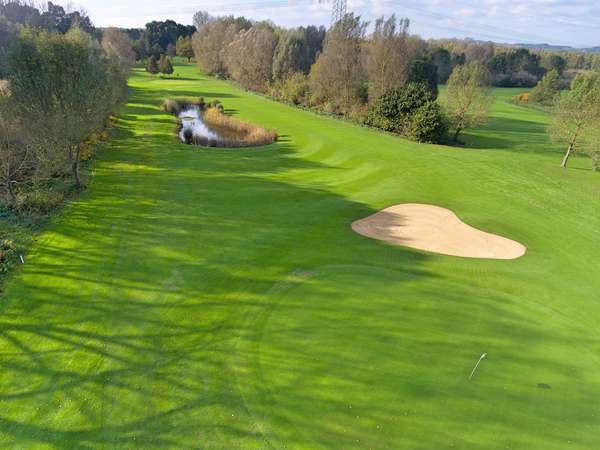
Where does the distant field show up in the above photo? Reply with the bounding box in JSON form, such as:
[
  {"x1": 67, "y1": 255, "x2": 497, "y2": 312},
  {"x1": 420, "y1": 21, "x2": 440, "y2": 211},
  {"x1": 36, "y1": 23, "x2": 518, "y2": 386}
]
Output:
[{"x1": 0, "y1": 63, "x2": 599, "y2": 449}]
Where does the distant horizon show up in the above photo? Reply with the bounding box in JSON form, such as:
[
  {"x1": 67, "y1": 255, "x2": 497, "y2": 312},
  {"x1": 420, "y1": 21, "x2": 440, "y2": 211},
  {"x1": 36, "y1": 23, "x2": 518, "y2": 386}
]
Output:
[{"x1": 64, "y1": 0, "x2": 600, "y2": 48}]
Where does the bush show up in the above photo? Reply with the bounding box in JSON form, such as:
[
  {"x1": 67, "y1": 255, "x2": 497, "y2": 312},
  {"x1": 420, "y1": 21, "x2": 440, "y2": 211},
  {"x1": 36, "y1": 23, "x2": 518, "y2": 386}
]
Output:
[
  {"x1": 146, "y1": 55, "x2": 159, "y2": 74},
  {"x1": 16, "y1": 190, "x2": 64, "y2": 215},
  {"x1": 366, "y1": 82, "x2": 434, "y2": 133},
  {"x1": 270, "y1": 72, "x2": 310, "y2": 105},
  {"x1": 161, "y1": 99, "x2": 181, "y2": 115},
  {"x1": 515, "y1": 92, "x2": 530, "y2": 102},
  {"x1": 159, "y1": 55, "x2": 174, "y2": 75},
  {"x1": 0, "y1": 239, "x2": 17, "y2": 274},
  {"x1": 592, "y1": 152, "x2": 600, "y2": 172},
  {"x1": 407, "y1": 101, "x2": 447, "y2": 143},
  {"x1": 530, "y1": 69, "x2": 562, "y2": 106}
]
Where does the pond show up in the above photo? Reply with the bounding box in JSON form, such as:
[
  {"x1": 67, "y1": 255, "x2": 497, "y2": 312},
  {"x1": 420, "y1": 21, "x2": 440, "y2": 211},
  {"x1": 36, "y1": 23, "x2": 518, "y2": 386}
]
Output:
[
  {"x1": 175, "y1": 102, "x2": 277, "y2": 148},
  {"x1": 178, "y1": 106, "x2": 224, "y2": 146}
]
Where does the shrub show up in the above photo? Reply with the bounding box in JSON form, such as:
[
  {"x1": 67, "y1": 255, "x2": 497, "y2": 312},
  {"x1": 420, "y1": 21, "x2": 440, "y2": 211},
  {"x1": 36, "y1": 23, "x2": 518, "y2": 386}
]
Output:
[
  {"x1": 270, "y1": 72, "x2": 310, "y2": 105},
  {"x1": 0, "y1": 239, "x2": 17, "y2": 274},
  {"x1": 16, "y1": 190, "x2": 65, "y2": 215},
  {"x1": 198, "y1": 97, "x2": 206, "y2": 109},
  {"x1": 366, "y1": 82, "x2": 434, "y2": 133},
  {"x1": 592, "y1": 152, "x2": 600, "y2": 172},
  {"x1": 161, "y1": 99, "x2": 181, "y2": 114},
  {"x1": 530, "y1": 69, "x2": 562, "y2": 106},
  {"x1": 146, "y1": 55, "x2": 159, "y2": 74},
  {"x1": 515, "y1": 92, "x2": 530, "y2": 102},
  {"x1": 159, "y1": 55, "x2": 174, "y2": 75},
  {"x1": 407, "y1": 101, "x2": 447, "y2": 143}
]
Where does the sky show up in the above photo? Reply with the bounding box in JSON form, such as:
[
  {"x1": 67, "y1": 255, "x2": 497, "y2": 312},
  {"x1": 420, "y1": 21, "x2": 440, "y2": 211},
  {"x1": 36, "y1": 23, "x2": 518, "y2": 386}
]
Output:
[{"x1": 64, "y1": 0, "x2": 600, "y2": 48}]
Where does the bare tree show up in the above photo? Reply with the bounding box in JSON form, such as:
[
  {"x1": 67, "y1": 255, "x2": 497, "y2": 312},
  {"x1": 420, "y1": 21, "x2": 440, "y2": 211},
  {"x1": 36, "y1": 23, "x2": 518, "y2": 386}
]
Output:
[
  {"x1": 444, "y1": 62, "x2": 492, "y2": 142},
  {"x1": 550, "y1": 72, "x2": 600, "y2": 168},
  {"x1": 0, "y1": 94, "x2": 31, "y2": 207},
  {"x1": 363, "y1": 15, "x2": 410, "y2": 101},
  {"x1": 192, "y1": 18, "x2": 250, "y2": 76},
  {"x1": 193, "y1": 10, "x2": 213, "y2": 31},
  {"x1": 102, "y1": 28, "x2": 136, "y2": 77},
  {"x1": 224, "y1": 25, "x2": 278, "y2": 92}
]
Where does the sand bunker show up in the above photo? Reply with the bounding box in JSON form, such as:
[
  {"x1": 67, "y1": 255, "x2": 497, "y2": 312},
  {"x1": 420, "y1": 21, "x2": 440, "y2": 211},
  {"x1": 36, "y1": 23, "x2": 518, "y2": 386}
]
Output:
[{"x1": 352, "y1": 203, "x2": 526, "y2": 259}]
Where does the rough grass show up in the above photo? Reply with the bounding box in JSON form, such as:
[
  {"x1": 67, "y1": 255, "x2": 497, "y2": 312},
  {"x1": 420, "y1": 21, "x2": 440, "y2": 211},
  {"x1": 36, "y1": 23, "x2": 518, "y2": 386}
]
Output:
[
  {"x1": 0, "y1": 63, "x2": 599, "y2": 449},
  {"x1": 202, "y1": 106, "x2": 278, "y2": 147}
]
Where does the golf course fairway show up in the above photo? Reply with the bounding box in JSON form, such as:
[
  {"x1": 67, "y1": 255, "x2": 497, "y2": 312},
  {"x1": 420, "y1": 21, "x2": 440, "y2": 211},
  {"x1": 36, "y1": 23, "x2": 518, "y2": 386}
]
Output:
[{"x1": 0, "y1": 63, "x2": 599, "y2": 449}]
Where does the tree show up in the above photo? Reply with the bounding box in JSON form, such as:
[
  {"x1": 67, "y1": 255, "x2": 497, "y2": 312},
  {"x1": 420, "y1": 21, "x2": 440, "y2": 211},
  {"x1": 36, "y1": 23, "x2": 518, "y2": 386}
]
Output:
[
  {"x1": 444, "y1": 62, "x2": 492, "y2": 142},
  {"x1": 363, "y1": 15, "x2": 411, "y2": 101},
  {"x1": 409, "y1": 55, "x2": 438, "y2": 98},
  {"x1": 0, "y1": 15, "x2": 19, "y2": 77},
  {"x1": 192, "y1": 17, "x2": 251, "y2": 76},
  {"x1": 546, "y1": 54, "x2": 567, "y2": 75},
  {"x1": 166, "y1": 43, "x2": 176, "y2": 57},
  {"x1": 309, "y1": 13, "x2": 367, "y2": 112},
  {"x1": 431, "y1": 47, "x2": 453, "y2": 83},
  {"x1": 144, "y1": 20, "x2": 195, "y2": 57},
  {"x1": 159, "y1": 55, "x2": 173, "y2": 75},
  {"x1": 272, "y1": 26, "x2": 326, "y2": 81},
  {"x1": 176, "y1": 36, "x2": 194, "y2": 62},
  {"x1": 530, "y1": 69, "x2": 562, "y2": 106},
  {"x1": 39, "y1": 2, "x2": 95, "y2": 34},
  {"x1": 102, "y1": 28, "x2": 136, "y2": 75},
  {"x1": 193, "y1": 10, "x2": 213, "y2": 31},
  {"x1": 146, "y1": 55, "x2": 159, "y2": 74},
  {"x1": 0, "y1": 93, "x2": 30, "y2": 207},
  {"x1": 224, "y1": 25, "x2": 278, "y2": 91},
  {"x1": 549, "y1": 72, "x2": 600, "y2": 168},
  {"x1": 8, "y1": 27, "x2": 115, "y2": 188}
]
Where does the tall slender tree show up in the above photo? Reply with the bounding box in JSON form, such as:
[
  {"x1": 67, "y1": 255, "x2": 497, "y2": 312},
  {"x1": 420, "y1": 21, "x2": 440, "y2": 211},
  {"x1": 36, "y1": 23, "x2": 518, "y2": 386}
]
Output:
[
  {"x1": 550, "y1": 72, "x2": 600, "y2": 168},
  {"x1": 363, "y1": 15, "x2": 410, "y2": 101},
  {"x1": 310, "y1": 13, "x2": 367, "y2": 112},
  {"x1": 444, "y1": 62, "x2": 492, "y2": 142}
]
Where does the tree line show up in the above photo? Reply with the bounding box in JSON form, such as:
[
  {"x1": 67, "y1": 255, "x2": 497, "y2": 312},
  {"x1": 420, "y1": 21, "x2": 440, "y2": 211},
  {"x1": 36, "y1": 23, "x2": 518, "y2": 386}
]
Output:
[
  {"x1": 189, "y1": 11, "x2": 600, "y2": 168},
  {"x1": 189, "y1": 13, "x2": 492, "y2": 144},
  {"x1": 0, "y1": 1, "x2": 134, "y2": 212}
]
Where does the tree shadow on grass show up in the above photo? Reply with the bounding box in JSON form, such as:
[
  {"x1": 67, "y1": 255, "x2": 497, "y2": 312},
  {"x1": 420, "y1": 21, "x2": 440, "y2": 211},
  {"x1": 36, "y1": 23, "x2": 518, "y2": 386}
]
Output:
[
  {"x1": 461, "y1": 116, "x2": 564, "y2": 156},
  {"x1": 0, "y1": 103, "x2": 434, "y2": 448},
  {"x1": 1, "y1": 78, "x2": 598, "y2": 450}
]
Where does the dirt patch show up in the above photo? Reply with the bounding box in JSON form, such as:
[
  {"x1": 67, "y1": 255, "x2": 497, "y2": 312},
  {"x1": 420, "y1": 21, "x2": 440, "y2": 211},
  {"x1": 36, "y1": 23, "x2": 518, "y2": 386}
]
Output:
[{"x1": 352, "y1": 203, "x2": 526, "y2": 260}]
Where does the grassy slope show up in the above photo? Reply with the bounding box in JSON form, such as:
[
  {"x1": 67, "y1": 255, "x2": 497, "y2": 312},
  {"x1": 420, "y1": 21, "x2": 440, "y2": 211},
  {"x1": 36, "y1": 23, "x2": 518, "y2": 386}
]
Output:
[{"x1": 0, "y1": 64, "x2": 599, "y2": 449}]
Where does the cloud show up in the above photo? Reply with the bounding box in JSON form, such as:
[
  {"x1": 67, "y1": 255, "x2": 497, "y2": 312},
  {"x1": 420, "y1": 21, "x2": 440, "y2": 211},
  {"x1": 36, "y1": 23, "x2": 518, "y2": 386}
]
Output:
[{"x1": 71, "y1": 0, "x2": 600, "y2": 47}]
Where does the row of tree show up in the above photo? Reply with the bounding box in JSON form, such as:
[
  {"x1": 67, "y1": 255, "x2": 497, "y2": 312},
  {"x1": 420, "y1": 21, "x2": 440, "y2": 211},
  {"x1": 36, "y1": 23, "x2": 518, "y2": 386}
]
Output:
[
  {"x1": 0, "y1": 14, "x2": 134, "y2": 210},
  {"x1": 0, "y1": 0, "x2": 96, "y2": 77},
  {"x1": 189, "y1": 11, "x2": 600, "y2": 167},
  {"x1": 190, "y1": 13, "x2": 488, "y2": 143}
]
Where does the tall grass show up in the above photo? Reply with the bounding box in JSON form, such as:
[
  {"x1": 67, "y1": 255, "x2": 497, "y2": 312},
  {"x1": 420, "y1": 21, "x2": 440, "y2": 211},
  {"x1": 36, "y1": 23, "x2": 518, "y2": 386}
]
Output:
[{"x1": 202, "y1": 107, "x2": 277, "y2": 147}]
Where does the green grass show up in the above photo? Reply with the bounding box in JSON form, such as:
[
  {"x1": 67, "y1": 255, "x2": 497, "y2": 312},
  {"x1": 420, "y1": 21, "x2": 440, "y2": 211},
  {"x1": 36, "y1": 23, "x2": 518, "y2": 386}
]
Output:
[{"x1": 1, "y1": 63, "x2": 599, "y2": 449}]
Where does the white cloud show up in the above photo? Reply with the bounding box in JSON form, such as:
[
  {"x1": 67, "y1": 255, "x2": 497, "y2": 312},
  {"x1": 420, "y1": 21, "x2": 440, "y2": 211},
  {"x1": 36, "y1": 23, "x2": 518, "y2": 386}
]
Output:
[{"x1": 69, "y1": 0, "x2": 600, "y2": 47}]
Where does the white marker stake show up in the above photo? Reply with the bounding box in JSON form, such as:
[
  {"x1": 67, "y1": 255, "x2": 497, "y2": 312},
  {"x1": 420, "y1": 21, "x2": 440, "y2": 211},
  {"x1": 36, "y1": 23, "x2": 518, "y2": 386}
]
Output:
[
  {"x1": 19, "y1": 255, "x2": 25, "y2": 265},
  {"x1": 469, "y1": 353, "x2": 487, "y2": 381}
]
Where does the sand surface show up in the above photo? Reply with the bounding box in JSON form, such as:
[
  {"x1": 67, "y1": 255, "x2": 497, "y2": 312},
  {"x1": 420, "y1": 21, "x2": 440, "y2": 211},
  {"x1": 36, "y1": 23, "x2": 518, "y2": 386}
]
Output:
[{"x1": 352, "y1": 203, "x2": 526, "y2": 260}]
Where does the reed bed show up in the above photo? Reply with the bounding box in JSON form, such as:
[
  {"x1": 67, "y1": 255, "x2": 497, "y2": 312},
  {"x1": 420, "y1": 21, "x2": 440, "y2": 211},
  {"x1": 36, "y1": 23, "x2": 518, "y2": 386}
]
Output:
[{"x1": 202, "y1": 107, "x2": 278, "y2": 148}]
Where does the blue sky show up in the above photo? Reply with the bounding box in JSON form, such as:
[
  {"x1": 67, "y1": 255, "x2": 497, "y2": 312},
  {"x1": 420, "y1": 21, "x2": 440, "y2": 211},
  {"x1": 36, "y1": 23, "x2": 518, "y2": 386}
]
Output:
[{"x1": 69, "y1": 0, "x2": 600, "y2": 47}]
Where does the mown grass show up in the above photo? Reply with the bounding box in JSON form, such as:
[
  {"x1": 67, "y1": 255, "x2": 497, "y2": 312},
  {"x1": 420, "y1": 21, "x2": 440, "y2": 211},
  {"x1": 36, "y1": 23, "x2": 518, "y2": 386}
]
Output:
[{"x1": 0, "y1": 62, "x2": 599, "y2": 449}]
